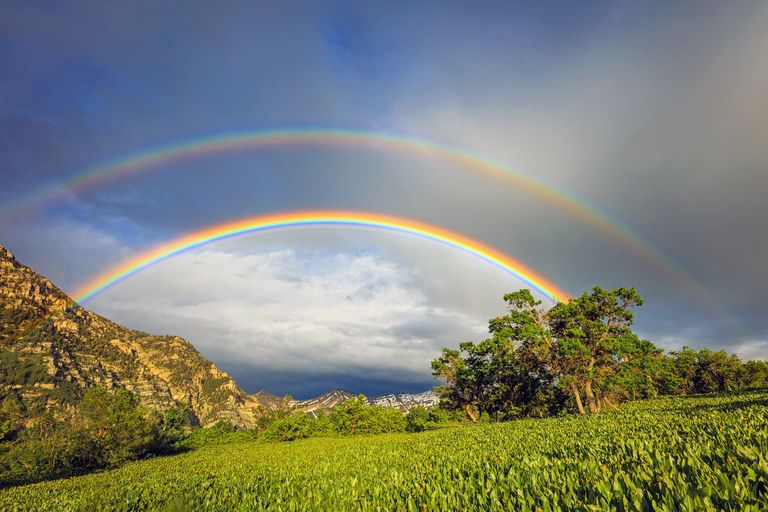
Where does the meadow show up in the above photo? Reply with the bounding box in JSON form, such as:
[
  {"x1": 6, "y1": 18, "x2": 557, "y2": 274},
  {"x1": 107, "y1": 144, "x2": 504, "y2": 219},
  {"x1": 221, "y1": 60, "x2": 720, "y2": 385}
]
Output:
[{"x1": 1, "y1": 390, "x2": 765, "y2": 511}]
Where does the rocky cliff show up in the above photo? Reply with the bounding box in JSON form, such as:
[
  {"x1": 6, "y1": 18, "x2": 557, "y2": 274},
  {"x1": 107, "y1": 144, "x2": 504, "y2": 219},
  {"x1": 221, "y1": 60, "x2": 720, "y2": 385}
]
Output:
[
  {"x1": 368, "y1": 391, "x2": 439, "y2": 411},
  {"x1": 0, "y1": 244, "x2": 259, "y2": 427}
]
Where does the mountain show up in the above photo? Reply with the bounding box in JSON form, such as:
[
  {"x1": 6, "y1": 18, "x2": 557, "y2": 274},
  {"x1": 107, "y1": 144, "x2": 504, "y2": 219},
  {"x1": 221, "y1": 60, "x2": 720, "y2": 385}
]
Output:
[
  {"x1": 368, "y1": 391, "x2": 439, "y2": 411},
  {"x1": 252, "y1": 390, "x2": 284, "y2": 412},
  {"x1": 0, "y1": 244, "x2": 259, "y2": 427},
  {"x1": 294, "y1": 388, "x2": 356, "y2": 417},
  {"x1": 279, "y1": 389, "x2": 439, "y2": 415}
]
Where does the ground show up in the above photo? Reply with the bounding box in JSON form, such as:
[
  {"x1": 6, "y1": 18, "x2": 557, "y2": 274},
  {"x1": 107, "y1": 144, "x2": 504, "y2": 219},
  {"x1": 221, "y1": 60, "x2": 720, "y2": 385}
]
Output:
[{"x1": 1, "y1": 390, "x2": 766, "y2": 511}]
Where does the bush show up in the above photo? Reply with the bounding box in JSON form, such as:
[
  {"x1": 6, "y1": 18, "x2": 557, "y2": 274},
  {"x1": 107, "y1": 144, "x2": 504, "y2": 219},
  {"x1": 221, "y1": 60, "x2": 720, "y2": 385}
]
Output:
[
  {"x1": 182, "y1": 420, "x2": 257, "y2": 448},
  {"x1": 405, "y1": 406, "x2": 458, "y2": 432},
  {"x1": 261, "y1": 396, "x2": 407, "y2": 442},
  {"x1": 0, "y1": 387, "x2": 187, "y2": 487},
  {"x1": 329, "y1": 396, "x2": 405, "y2": 435},
  {"x1": 262, "y1": 414, "x2": 331, "y2": 442}
]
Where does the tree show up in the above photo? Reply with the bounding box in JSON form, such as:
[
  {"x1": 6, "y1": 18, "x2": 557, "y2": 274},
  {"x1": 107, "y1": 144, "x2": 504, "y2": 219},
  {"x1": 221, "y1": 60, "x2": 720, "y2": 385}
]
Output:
[
  {"x1": 79, "y1": 387, "x2": 157, "y2": 464},
  {"x1": 433, "y1": 286, "x2": 766, "y2": 421},
  {"x1": 692, "y1": 349, "x2": 742, "y2": 393},
  {"x1": 608, "y1": 338, "x2": 671, "y2": 400},
  {"x1": 432, "y1": 290, "x2": 558, "y2": 420},
  {"x1": 668, "y1": 347, "x2": 699, "y2": 394},
  {"x1": 548, "y1": 287, "x2": 645, "y2": 414},
  {"x1": 740, "y1": 360, "x2": 768, "y2": 389}
]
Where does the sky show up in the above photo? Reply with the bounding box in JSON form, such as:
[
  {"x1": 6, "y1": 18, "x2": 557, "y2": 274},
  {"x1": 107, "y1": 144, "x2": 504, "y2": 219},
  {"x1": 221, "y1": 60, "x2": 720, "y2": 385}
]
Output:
[{"x1": 1, "y1": 1, "x2": 766, "y2": 398}]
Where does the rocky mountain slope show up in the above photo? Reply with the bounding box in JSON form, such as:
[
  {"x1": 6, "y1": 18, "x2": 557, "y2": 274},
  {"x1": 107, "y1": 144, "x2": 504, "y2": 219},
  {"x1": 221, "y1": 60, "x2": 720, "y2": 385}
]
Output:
[
  {"x1": 258, "y1": 388, "x2": 439, "y2": 416},
  {"x1": 293, "y1": 388, "x2": 356, "y2": 417},
  {"x1": 368, "y1": 391, "x2": 439, "y2": 411},
  {"x1": 0, "y1": 244, "x2": 259, "y2": 427},
  {"x1": 252, "y1": 390, "x2": 284, "y2": 412}
]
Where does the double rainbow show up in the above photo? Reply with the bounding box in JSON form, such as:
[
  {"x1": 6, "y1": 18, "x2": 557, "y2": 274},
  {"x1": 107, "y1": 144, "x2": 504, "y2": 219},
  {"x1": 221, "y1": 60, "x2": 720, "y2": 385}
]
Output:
[
  {"x1": 2, "y1": 128, "x2": 672, "y2": 279},
  {"x1": 1, "y1": 127, "x2": 720, "y2": 317}
]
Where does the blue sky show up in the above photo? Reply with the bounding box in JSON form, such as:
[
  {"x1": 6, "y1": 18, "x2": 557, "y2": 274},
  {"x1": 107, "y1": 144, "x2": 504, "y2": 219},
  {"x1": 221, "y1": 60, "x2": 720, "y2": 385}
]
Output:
[{"x1": 1, "y1": 1, "x2": 766, "y2": 397}]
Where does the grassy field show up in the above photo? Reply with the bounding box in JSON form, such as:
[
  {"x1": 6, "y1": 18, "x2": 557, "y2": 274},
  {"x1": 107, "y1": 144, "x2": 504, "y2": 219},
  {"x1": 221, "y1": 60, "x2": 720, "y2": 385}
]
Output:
[{"x1": 1, "y1": 391, "x2": 766, "y2": 511}]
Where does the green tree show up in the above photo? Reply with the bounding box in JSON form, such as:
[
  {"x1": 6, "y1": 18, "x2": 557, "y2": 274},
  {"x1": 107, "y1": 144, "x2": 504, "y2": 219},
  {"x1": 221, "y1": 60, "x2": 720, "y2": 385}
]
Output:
[
  {"x1": 79, "y1": 387, "x2": 157, "y2": 464},
  {"x1": 432, "y1": 290, "x2": 557, "y2": 420},
  {"x1": 549, "y1": 286, "x2": 645, "y2": 414},
  {"x1": 668, "y1": 347, "x2": 698, "y2": 394},
  {"x1": 692, "y1": 349, "x2": 742, "y2": 393},
  {"x1": 740, "y1": 360, "x2": 768, "y2": 389}
]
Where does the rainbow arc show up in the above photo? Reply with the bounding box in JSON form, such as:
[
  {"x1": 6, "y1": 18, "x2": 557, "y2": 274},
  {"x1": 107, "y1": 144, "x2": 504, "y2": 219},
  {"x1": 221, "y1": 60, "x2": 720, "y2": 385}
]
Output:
[{"x1": 72, "y1": 210, "x2": 569, "y2": 304}]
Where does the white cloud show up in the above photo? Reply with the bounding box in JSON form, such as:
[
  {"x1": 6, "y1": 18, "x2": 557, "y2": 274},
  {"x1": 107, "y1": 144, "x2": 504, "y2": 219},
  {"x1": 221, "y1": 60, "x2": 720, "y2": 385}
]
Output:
[
  {"x1": 88, "y1": 244, "x2": 489, "y2": 387},
  {"x1": 735, "y1": 341, "x2": 768, "y2": 362}
]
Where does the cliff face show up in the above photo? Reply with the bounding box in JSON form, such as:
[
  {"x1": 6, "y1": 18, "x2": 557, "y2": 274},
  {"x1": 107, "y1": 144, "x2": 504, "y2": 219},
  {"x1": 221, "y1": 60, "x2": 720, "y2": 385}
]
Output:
[
  {"x1": 0, "y1": 244, "x2": 259, "y2": 427},
  {"x1": 368, "y1": 391, "x2": 439, "y2": 411},
  {"x1": 293, "y1": 389, "x2": 356, "y2": 417}
]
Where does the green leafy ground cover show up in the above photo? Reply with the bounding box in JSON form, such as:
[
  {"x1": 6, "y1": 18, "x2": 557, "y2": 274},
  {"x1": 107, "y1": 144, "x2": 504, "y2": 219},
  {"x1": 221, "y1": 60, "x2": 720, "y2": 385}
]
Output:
[{"x1": 1, "y1": 390, "x2": 766, "y2": 511}]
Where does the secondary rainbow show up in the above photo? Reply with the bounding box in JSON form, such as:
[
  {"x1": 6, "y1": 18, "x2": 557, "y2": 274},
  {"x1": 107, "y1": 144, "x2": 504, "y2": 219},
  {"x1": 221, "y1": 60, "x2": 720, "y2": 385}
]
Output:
[
  {"x1": 2, "y1": 128, "x2": 678, "y2": 282},
  {"x1": 71, "y1": 210, "x2": 569, "y2": 304}
]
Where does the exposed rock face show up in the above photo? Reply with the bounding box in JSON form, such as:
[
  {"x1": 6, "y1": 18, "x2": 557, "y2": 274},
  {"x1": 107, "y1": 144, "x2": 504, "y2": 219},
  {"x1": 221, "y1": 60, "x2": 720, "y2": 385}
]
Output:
[
  {"x1": 294, "y1": 388, "x2": 356, "y2": 417},
  {"x1": 0, "y1": 244, "x2": 259, "y2": 427},
  {"x1": 368, "y1": 391, "x2": 439, "y2": 411},
  {"x1": 252, "y1": 390, "x2": 284, "y2": 412},
  {"x1": 259, "y1": 388, "x2": 440, "y2": 416}
]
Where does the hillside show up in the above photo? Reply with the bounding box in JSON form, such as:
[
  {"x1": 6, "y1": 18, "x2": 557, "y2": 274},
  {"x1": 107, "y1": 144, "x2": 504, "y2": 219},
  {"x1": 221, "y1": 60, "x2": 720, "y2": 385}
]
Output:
[
  {"x1": 251, "y1": 390, "x2": 284, "y2": 412},
  {"x1": 0, "y1": 244, "x2": 259, "y2": 427},
  {"x1": 3, "y1": 390, "x2": 765, "y2": 510},
  {"x1": 292, "y1": 388, "x2": 355, "y2": 417}
]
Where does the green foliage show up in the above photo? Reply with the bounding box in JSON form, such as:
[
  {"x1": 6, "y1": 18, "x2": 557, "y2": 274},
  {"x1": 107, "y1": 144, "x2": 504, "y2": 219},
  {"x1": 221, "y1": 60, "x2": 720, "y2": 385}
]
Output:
[
  {"x1": 434, "y1": 287, "x2": 768, "y2": 418},
  {"x1": 0, "y1": 397, "x2": 24, "y2": 442},
  {"x1": 404, "y1": 406, "x2": 457, "y2": 432},
  {"x1": 549, "y1": 286, "x2": 645, "y2": 414},
  {"x1": 182, "y1": 421, "x2": 257, "y2": 448},
  {"x1": 432, "y1": 289, "x2": 559, "y2": 421},
  {"x1": 154, "y1": 404, "x2": 193, "y2": 450},
  {"x1": 741, "y1": 360, "x2": 768, "y2": 389},
  {"x1": 1, "y1": 391, "x2": 766, "y2": 511},
  {"x1": 261, "y1": 396, "x2": 407, "y2": 442},
  {"x1": 0, "y1": 387, "x2": 183, "y2": 487},
  {"x1": 79, "y1": 387, "x2": 157, "y2": 465},
  {"x1": 328, "y1": 396, "x2": 406, "y2": 436},
  {"x1": 0, "y1": 351, "x2": 51, "y2": 386},
  {"x1": 262, "y1": 413, "x2": 331, "y2": 442}
]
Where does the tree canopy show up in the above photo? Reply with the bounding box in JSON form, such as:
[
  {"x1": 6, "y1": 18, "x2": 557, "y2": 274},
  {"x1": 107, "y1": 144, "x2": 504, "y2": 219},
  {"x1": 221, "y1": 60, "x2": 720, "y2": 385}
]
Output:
[{"x1": 433, "y1": 286, "x2": 768, "y2": 418}]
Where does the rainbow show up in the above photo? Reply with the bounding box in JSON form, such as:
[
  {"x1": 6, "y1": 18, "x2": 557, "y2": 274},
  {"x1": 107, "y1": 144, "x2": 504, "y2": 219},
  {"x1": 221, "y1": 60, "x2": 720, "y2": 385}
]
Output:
[
  {"x1": 2, "y1": 129, "x2": 671, "y2": 271},
  {"x1": 0, "y1": 127, "x2": 718, "y2": 313},
  {"x1": 71, "y1": 210, "x2": 570, "y2": 304}
]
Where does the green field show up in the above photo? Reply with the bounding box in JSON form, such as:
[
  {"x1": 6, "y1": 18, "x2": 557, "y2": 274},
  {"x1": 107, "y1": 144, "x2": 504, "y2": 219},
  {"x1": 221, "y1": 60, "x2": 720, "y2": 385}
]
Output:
[{"x1": 2, "y1": 391, "x2": 766, "y2": 511}]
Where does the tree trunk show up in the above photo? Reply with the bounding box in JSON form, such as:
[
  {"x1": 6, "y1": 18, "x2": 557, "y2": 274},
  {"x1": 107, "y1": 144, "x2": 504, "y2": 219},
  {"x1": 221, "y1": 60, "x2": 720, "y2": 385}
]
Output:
[
  {"x1": 584, "y1": 380, "x2": 598, "y2": 414},
  {"x1": 603, "y1": 396, "x2": 620, "y2": 411},
  {"x1": 570, "y1": 383, "x2": 586, "y2": 415}
]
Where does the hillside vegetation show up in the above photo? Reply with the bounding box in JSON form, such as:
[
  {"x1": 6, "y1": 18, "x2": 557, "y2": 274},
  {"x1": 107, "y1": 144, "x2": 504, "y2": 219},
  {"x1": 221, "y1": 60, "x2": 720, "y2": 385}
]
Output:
[{"x1": 2, "y1": 390, "x2": 766, "y2": 511}]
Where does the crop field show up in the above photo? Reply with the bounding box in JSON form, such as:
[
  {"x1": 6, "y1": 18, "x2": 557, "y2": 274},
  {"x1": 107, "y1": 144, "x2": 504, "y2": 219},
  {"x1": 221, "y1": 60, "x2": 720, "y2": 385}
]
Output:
[{"x1": 1, "y1": 390, "x2": 766, "y2": 511}]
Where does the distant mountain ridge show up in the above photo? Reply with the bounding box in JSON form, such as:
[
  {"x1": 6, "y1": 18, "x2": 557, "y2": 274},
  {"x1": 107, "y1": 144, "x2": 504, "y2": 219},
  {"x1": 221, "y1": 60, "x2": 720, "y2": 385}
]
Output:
[
  {"x1": 250, "y1": 388, "x2": 439, "y2": 416},
  {"x1": 368, "y1": 390, "x2": 439, "y2": 411},
  {"x1": 294, "y1": 388, "x2": 356, "y2": 417}
]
